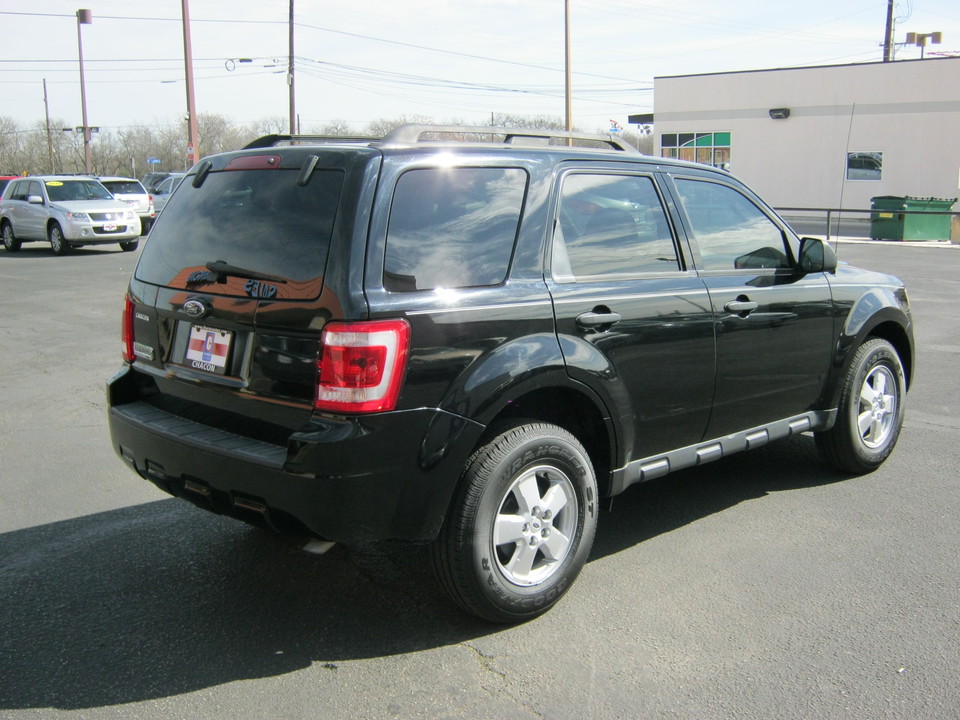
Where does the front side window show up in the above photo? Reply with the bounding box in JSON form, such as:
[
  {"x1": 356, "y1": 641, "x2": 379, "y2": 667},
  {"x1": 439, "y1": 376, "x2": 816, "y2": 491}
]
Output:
[
  {"x1": 553, "y1": 173, "x2": 678, "y2": 280},
  {"x1": 384, "y1": 167, "x2": 527, "y2": 292},
  {"x1": 674, "y1": 179, "x2": 789, "y2": 271}
]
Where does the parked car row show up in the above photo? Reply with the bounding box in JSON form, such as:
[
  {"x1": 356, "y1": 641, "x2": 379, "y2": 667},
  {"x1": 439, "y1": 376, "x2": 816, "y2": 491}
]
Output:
[{"x1": 0, "y1": 172, "x2": 187, "y2": 255}]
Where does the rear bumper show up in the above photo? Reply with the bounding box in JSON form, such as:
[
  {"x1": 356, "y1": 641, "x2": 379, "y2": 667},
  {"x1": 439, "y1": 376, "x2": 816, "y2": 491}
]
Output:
[{"x1": 107, "y1": 367, "x2": 483, "y2": 543}]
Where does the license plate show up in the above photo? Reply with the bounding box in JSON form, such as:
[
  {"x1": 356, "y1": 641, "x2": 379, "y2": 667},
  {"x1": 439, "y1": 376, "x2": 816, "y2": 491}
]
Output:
[
  {"x1": 104, "y1": 223, "x2": 117, "y2": 232},
  {"x1": 185, "y1": 325, "x2": 232, "y2": 375}
]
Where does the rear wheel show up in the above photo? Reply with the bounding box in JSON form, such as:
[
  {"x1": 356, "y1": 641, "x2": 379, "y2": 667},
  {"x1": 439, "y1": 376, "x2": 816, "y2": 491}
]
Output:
[
  {"x1": 1, "y1": 222, "x2": 20, "y2": 252},
  {"x1": 816, "y1": 338, "x2": 906, "y2": 474},
  {"x1": 432, "y1": 421, "x2": 598, "y2": 623},
  {"x1": 48, "y1": 223, "x2": 69, "y2": 255}
]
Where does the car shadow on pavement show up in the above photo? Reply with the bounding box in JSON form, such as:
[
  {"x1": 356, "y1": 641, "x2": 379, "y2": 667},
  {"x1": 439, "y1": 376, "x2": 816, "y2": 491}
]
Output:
[
  {"x1": 591, "y1": 433, "x2": 850, "y2": 560},
  {"x1": 0, "y1": 499, "x2": 487, "y2": 711},
  {"x1": 0, "y1": 435, "x2": 849, "y2": 711},
  {"x1": 0, "y1": 246, "x2": 131, "y2": 259}
]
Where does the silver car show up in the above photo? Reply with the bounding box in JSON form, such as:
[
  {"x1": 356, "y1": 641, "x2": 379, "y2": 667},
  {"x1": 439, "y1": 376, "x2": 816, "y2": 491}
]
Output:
[
  {"x1": 151, "y1": 173, "x2": 186, "y2": 215},
  {"x1": 0, "y1": 176, "x2": 141, "y2": 254},
  {"x1": 98, "y1": 176, "x2": 155, "y2": 235}
]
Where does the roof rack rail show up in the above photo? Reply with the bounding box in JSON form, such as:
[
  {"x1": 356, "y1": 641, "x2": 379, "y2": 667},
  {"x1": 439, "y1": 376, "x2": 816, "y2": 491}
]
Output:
[
  {"x1": 380, "y1": 124, "x2": 639, "y2": 152},
  {"x1": 243, "y1": 133, "x2": 378, "y2": 149}
]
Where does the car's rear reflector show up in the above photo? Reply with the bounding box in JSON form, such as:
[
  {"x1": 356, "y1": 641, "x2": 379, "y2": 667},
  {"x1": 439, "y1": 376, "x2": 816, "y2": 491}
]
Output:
[{"x1": 316, "y1": 319, "x2": 410, "y2": 413}]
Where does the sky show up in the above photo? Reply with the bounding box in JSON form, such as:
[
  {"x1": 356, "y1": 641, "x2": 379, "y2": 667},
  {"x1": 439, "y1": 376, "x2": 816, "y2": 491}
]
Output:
[{"x1": 2, "y1": 0, "x2": 959, "y2": 135}]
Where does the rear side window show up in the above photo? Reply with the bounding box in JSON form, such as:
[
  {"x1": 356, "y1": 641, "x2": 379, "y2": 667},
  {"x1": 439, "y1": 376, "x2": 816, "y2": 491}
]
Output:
[
  {"x1": 135, "y1": 168, "x2": 344, "y2": 300},
  {"x1": 383, "y1": 167, "x2": 527, "y2": 292},
  {"x1": 553, "y1": 173, "x2": 679, "y2": 279}
]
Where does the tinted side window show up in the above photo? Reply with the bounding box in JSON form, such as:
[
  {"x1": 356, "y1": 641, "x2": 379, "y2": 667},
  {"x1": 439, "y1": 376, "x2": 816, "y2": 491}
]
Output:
[
  {"x1": 384, "y1": 167, "x2": 527, "y2": 292},
  {"x1": 554, "y1": 173, "x2": 678, "y2": 279},
  {"x1": 674, "y1": 179, "x2": 789, "y2": 271}
]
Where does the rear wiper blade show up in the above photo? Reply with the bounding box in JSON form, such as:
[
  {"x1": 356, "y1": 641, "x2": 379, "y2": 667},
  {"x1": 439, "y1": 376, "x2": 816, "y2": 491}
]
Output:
[{"x1": 205, "y1": 260, "x2": 288, "y2": 284}]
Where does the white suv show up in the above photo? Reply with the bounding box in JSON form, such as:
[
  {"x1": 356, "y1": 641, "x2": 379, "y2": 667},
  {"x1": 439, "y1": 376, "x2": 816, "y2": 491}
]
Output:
[
  {"x1": 0, "y1": 175, "x2": 141, "y2": 255},
  {"x1": 98, "y1": 176, "x2": 155, "y2": 235}
]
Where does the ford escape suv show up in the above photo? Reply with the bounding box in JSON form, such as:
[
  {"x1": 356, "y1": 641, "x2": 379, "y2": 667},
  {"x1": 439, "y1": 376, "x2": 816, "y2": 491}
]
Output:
[{"x1": 107, "y1": 125, "x2": 913, "y2": 623}]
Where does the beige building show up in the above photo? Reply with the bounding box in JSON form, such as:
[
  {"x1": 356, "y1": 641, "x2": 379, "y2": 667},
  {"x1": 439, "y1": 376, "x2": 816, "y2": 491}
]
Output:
[{"x1": 645, "y1": 56, "x2": 960, "y2": 212}]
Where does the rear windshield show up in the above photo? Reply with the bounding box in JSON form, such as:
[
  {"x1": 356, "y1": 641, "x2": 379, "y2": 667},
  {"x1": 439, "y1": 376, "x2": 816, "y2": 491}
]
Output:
[
  {"x1": 101, "y1": 180, "x2": 144, "y2": 195},
  {"x1": 136, "y1": 168, "x2": 344, "y2": 300}
]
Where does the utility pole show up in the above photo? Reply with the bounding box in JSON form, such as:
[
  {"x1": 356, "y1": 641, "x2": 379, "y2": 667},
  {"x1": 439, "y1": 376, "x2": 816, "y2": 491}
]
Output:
[
  {"x1": 288, "y1": 0, "x2": 296, "y2": 134},
  {"x1": 181, "y1": 0, "x2": 199, "y2": 167},
  {"x1": 883, "y1": 0, "x2": 895, "y2": 62},
  {"x1": 43, "y1": 79, "x2": 55, "y2": 173}
]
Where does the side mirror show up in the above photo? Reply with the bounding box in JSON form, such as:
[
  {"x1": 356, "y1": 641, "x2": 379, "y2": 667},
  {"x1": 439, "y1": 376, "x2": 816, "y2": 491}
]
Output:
[
  {"x1": 798, "y1": 237, "x2": 838, "y2": 274},
  {"x1": 27, "y1": 195, "x2": 44, "y2": 205}
]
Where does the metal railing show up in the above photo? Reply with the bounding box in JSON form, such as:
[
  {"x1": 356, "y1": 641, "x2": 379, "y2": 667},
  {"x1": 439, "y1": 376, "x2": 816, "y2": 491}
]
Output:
[{"x1": 775, "y1": 206, "x2": 959, "y2": 242}]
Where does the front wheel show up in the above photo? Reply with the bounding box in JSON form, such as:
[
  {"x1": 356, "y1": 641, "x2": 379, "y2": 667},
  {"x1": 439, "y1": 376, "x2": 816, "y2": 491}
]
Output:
[
  {"x1": 816, "y1": 338, "x2": 906, "y2": 474},
  {"x1": 432, "y1": 421, "x2": 598, "y2": 623},
  {"x1": 48, "y1": 223, "x2": 69, "y2": 255},
  {"x1": 119, "y1": 238, "x2": 139, "y2": 252}
]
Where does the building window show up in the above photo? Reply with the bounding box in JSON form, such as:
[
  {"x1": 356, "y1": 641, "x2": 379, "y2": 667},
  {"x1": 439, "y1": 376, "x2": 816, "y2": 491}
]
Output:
[
  {"x1": 846, "y1": 152, "x2": 882, "y2": 181},
  {"x1": 661, "y1": 132, "x2": 731, "y2": 171}
]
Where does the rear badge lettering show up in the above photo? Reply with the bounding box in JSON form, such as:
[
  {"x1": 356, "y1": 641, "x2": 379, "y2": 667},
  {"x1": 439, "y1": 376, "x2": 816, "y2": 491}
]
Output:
[{"x1": 133, "y1": 342, "x2": 155, "y2": 361}]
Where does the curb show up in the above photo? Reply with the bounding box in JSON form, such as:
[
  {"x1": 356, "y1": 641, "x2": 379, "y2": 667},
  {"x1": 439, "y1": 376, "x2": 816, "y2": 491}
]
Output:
[{"x1": 825, "y1": 237, "x2": 960, "y2": 249}]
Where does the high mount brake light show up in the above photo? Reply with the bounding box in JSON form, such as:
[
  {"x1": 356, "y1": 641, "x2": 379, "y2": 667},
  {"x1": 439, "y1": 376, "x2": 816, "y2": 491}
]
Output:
[
  {"x1": 121, "y1": 295, "x2": 136, "y2": 364},
  {"x1": 316, "y1": 319, "x2": 411, "y2": 413}
]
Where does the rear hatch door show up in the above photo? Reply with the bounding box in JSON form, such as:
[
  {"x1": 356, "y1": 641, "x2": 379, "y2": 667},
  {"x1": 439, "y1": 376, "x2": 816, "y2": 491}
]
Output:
[{"x1": 128, "y1": 147, "x2": 380, "y2": 427}]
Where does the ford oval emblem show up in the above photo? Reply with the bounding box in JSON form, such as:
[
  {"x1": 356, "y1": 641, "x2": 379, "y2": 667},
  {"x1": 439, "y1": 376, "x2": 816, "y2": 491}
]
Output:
[{"x1": 183, "y1": 299, "x2": 208, "y2": 319}]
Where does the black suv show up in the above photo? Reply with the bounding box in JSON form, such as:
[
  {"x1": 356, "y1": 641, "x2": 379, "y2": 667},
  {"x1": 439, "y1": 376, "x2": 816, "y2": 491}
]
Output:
[{"x1": 107, "y1": 126, "x2": 913, "y2": 623}]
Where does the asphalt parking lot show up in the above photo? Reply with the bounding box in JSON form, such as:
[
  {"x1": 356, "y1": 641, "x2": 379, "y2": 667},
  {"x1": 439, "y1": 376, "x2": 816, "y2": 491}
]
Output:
[{"x1": 1, "y1": 240, "x2": 958, "y2": 720}]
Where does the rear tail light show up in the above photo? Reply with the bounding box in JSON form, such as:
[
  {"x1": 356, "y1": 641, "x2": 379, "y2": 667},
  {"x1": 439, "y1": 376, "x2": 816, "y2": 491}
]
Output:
[
  {"x1": 316, "y1": 319, "x2": 411, "y2": 413},
  {"x1": 121, "y1": 295, "x2": 136, "y2": 363}
]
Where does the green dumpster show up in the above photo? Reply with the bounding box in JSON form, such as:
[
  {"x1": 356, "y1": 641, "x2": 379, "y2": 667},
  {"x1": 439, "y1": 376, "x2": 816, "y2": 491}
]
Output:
[{"x1": 871, "y1": 196, "x2": 957, "y2": 241}]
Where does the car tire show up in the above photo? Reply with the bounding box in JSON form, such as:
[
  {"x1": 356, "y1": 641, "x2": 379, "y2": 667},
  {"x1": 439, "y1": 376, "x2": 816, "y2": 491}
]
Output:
[
  {"x1": 816, "y1": 338, "x2": 906, "y2": 474},
  {"x1": 1, "y1": 222, "x2": 20, "y2": 252},
  {"x1": 120, "y1": 239, "x2": 140, "y2": 252},
  {"x1": 432, "y1": 421, "x2": 598, "y2": 623},
  {"x1": 48, "y1": 223, "x2": 69, "y2": 255}
]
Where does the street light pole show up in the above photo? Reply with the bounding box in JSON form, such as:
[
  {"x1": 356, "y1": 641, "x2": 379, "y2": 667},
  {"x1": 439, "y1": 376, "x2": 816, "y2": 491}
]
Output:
[
  {"x1": 76, "y1": 9, "x2": 93, "y2": 174},
  {"x1": 564, "y1": 0, "x2": 572, "y2": 133},
  {"x1": 288, "y1": 0, "x2": 297, "y2": 135}
]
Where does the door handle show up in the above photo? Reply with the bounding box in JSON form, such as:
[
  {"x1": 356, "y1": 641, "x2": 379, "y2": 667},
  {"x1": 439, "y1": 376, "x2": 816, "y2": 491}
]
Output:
[
  {"x1": 576, "y1": 311, "x2": 622, "y2": 328},
  {"x1": 724, "y1": 299, "x2": 759, "y2": 315}
]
